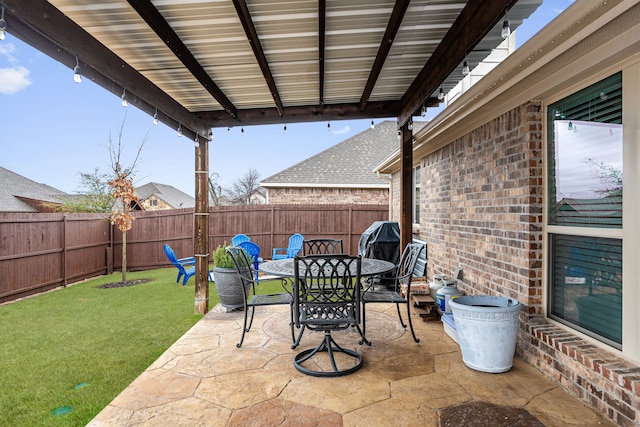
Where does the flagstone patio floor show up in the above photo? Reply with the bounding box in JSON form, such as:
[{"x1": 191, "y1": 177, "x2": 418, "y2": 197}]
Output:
[{"x1": 88, "y1": 303, "x2": 614, "y2": 426}]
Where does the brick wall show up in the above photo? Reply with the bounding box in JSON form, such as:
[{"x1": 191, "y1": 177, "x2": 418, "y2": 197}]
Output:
[
  {"x1": 397, "y1": 101, "x2": 639, "y2": 426},
  {"x1": 417, "y1": 102, "x2": 544, "y2": 311},
  {"x1": 266, "y1": 187, "x2": 389, "y2": 205}
]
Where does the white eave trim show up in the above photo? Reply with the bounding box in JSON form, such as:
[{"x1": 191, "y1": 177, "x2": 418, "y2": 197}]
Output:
[
  {"x1": 377, "y1": 0, "x2": 640, "y2": 174},
  {"x1": 260, "y1": 182, "x2": 389, "y2": 189}
]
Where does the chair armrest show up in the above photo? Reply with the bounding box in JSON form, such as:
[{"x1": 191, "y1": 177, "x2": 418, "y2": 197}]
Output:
[
  {"x1": 272, "y1": 248, "x2": 287, "y2": 257},
  {"x1": 178, "y1": 256, "x2": 196, "y2": 266}
]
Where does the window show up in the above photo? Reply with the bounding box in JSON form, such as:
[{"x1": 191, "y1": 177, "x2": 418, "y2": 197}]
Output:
[
  {"x1": 546, "y1": 73, "x2": 623, "y2": 348},
  {"x1": 413, "y1": 166, "x2": 421, "y2": 224}
]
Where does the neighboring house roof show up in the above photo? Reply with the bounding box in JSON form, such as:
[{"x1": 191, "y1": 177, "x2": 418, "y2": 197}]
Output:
[
  {"x1": 556, "y1": 195, "x2": 622, "y2": 227},
  {"x1": 136, "y1": 182, "x2": 195, "y2": 208},
  {"x1": 0, "y1": 166, "x2": 68, "y2": 212},
  {"x1": 261, "y1": 121, "x2": 428, "y2": 188}
]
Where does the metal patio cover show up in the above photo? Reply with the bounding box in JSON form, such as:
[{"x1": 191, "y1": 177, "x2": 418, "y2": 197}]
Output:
[{"x1": 4, "y1": 0, "x2": 540, "y2": 138}]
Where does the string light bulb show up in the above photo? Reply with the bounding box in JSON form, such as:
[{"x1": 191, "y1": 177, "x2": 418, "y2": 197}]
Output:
[
  {"x1": 501, "y1": 10, "x2": 511, "y2": 39},
  {"x1": 370, "y1": 120, "x2": 375, "y2": 129},
  {"x1": 462, "y1": 58, "x2": 470, "y2": 76},
  {"x1": 121, "y1": 88, "x2": 128, "y2": 107},
  {"x1": 438, "y1": 86, "x2": 445, "y2": 101},
  {"x1": 73, "y1": 57, "x2": 82, "y2": 83},
  {"x1": 283, "y1": 124, "x2": 287, "y2": 133},
  {"x1": 153, "y1": 108, "x2": 158, "y2": 125},
  {"x1": 194, "y1": 134, "x2": 199, "y2": 147},
  {"x1": 327, "y1": 121, "x2": 331, "y2": 131},
  {"x1": 177, "y1": 123, "x2": 182, "y2": 137},
  {"x1": 0, "y1": 7, "x2": 7, "y2": 41}
]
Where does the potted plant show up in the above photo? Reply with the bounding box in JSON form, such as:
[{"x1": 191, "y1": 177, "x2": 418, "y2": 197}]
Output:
[{"x1": 212, "y1": 243, "x2": 252, "y2": 309}]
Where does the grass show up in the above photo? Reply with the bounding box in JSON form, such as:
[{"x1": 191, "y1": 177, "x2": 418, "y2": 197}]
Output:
[{"x1": 0, "y1": 268, "x2": 214, "y2": 426}]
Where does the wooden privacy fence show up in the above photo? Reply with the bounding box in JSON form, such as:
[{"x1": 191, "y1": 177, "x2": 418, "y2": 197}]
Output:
[{"x1": 0, "y1": 204, "x2": 388, "y2": 304}]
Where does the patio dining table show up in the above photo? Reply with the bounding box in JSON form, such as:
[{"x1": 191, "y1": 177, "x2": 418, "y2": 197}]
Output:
[{"x1": 260, "y1": 257, "x2": 395, "y2": 279}]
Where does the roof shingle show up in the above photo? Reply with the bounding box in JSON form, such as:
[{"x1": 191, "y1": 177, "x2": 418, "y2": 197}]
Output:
[{"x1": 261, "y1": 121, "x2": 427, "y2": 188}]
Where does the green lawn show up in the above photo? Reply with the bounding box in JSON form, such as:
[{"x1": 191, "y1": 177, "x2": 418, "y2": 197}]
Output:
[{"x1": 0, "y1": 268, "x2": 214, "y2": 426}]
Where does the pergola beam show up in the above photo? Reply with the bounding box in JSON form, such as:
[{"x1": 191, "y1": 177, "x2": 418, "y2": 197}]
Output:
[
  {"x1": 318, "y1": 0, "x2": 326, "y2": 111},
  {"x1": 398, "y1": 0, "x2": 517, "y2": 125},
  {"x1": 4, "y1": 0, "x2": 210, "y2": 138},
  {"x1": 197, "y1": 101, "x2": 402, "y2": 129},
  {"x1": 232, "y1": 0, "x2": 285, "y2": 117},
  {"x1": 360, "y1": 0, "x2": 411, "y2": 111},
  {"x1": 127, "y1": 0, "x2": 238, "y2": 119}
]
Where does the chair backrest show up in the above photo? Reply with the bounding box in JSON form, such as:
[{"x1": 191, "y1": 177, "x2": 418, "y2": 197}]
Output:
[
  {"x1": 238, "y1": 241, "x2": 260, "y2": 279},
  {"x1": 293, "y1": 255, "x2": 361, "y2": 330},
  {"x1": 286, "y1": 233, "x2": 304, "y2": 258},
  {"x1": 303, "y1": 238, "x2": 344, "y2": 255},
  {"x1": 231, "y1": 234, "x2": 251, "y2": 247},
  {"x1": 238, "y1": 241, "x2": 260, "y2": 263},
  {"x1": 395, "y1": 242, "x2": 426, "y2": 290},
  {"x1": 226, "y1": 246, "x2": 256, "y2": 299},
  {"x1": 163, "y1": 244, "x2": 182, "y2": 269}
]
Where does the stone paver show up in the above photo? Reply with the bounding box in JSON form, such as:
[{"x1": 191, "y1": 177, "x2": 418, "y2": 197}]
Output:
[{"x1": 88, "y1": 304, "x2": 615, "y2": 427}]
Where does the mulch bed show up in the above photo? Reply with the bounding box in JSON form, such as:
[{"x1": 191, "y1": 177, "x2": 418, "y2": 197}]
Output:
[{"x1": 98, "y1": 279, "x2": 152, "y2": 289}]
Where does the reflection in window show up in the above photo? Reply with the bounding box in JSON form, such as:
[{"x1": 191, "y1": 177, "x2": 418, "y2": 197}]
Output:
[
  {"x1": 413, "y1": 166, "x2": 421, "y2": 224},
  {"x1": 546, "y1": 72, "x2": 622, "y2": 347}
]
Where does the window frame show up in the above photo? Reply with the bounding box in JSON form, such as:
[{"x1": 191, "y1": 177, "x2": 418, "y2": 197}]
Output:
[
  {"x1": 544, "y1": 72, "x2": 625, "y2": 351},
  {"x1": 412, "y1": 165, "x2": 421, "y2": 225}
]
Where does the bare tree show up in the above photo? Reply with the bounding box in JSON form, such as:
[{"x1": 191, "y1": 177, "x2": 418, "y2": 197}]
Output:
[
  {"x1": 585, "y1": 157, "x2": 623, "y2": 196},
  {"x1": 226, "y1": 168, "x2": 261, "y2": 205},
  {"x1": 107, "y1": 116, "x2": 149, "y2": 282},
  {"x1": 208, "y1": 172, "x2": 223, "y2": 206}
]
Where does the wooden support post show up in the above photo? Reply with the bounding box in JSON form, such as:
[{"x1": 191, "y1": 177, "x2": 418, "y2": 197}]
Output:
[
  {"x1": 194, "y1": 135, "x2": 210, "y2": 314},
  {"x1": 399, "y1": 121, "x2": 413, "y2": 251}
]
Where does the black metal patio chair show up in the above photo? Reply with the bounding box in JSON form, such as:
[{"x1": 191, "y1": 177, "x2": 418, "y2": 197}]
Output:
[
  {"x1": 227, "y1": 246, "x2": 294, "y2": 348},
  {"x1": 302, "y1": 238, "x2": 344, "y2": 255},
  {"x1": 292, "y1": 254, "x2": 364, "y2": 377},
  {"x1": 361, "y1": 242, "x2": 425, "y2": 345}
]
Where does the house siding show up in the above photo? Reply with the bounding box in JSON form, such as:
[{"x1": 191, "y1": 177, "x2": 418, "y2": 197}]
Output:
[
  {"x1": 267, "y1": 187, "x2": 388, "y2": 205},
  {"x1": 140, "y1": 195, "x2": 172, "y2": 211},
  {"x1": 392, "y1": 101, "x2": 639, "y2": 426}
]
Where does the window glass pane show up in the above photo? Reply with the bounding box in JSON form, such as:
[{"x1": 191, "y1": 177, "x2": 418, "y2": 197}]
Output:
[
  {"x1": 413, "y1": 166, "x2": 421, "y2": 224},
  {"x1": 547, "y1": 73, "x2": 622, "y2": 228},
  {"x1": 549, "y1": 234, "x2": 622, "y2": 347}
]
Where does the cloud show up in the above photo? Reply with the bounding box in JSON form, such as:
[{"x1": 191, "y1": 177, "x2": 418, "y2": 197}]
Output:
[
  {"x1": 0, "y1": 43, "x2": 32, "y2": 94},
  {"x1": 0, "y1": 66, "x2": 32, "y2": 94},
  {"x1": 331, "y1": 125, "x2": 350, "y2": 135}
]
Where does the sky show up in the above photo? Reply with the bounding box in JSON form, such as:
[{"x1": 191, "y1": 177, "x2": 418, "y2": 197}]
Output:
[{"x1": 0, "y1": 1, "x2": 572, "y2": 197}]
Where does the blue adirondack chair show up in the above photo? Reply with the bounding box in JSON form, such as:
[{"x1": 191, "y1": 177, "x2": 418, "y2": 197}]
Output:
[
  {"x1": 238, "y1": 241, "x2": 263, "y2": 281},
  {"x1": 272, "y1": 233, "x2": 304, "y2": 260},
  {"x1": 231, "y1": 234, "x2": 251, "y2": 247},
  {"x1": 163, "y1": 244, "x2": 196, "y2": 286}
]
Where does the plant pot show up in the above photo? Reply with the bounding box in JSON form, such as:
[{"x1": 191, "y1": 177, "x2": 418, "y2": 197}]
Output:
[
  {"x1": 212, "y1": 266, "x2": 250, "y2": 309},
  {"x1": 449, "y1": 295, "x2": 521, "y2": 373}
]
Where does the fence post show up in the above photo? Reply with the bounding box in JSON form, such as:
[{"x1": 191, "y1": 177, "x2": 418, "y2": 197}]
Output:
[{"x1": 62, "y1": 214, "x2": 67, "y2": 287}]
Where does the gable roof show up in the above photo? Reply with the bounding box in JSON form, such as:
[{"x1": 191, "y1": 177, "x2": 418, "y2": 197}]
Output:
[
  {"x1": 261, "y1": 121, "x2": 427, "y2": 188},
  {"x1": 0, "y1": 166, "x2": 68, "y2": 212},
  {"x1": 136, "y1": 182, "x2": 195, "y2": 209}
]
